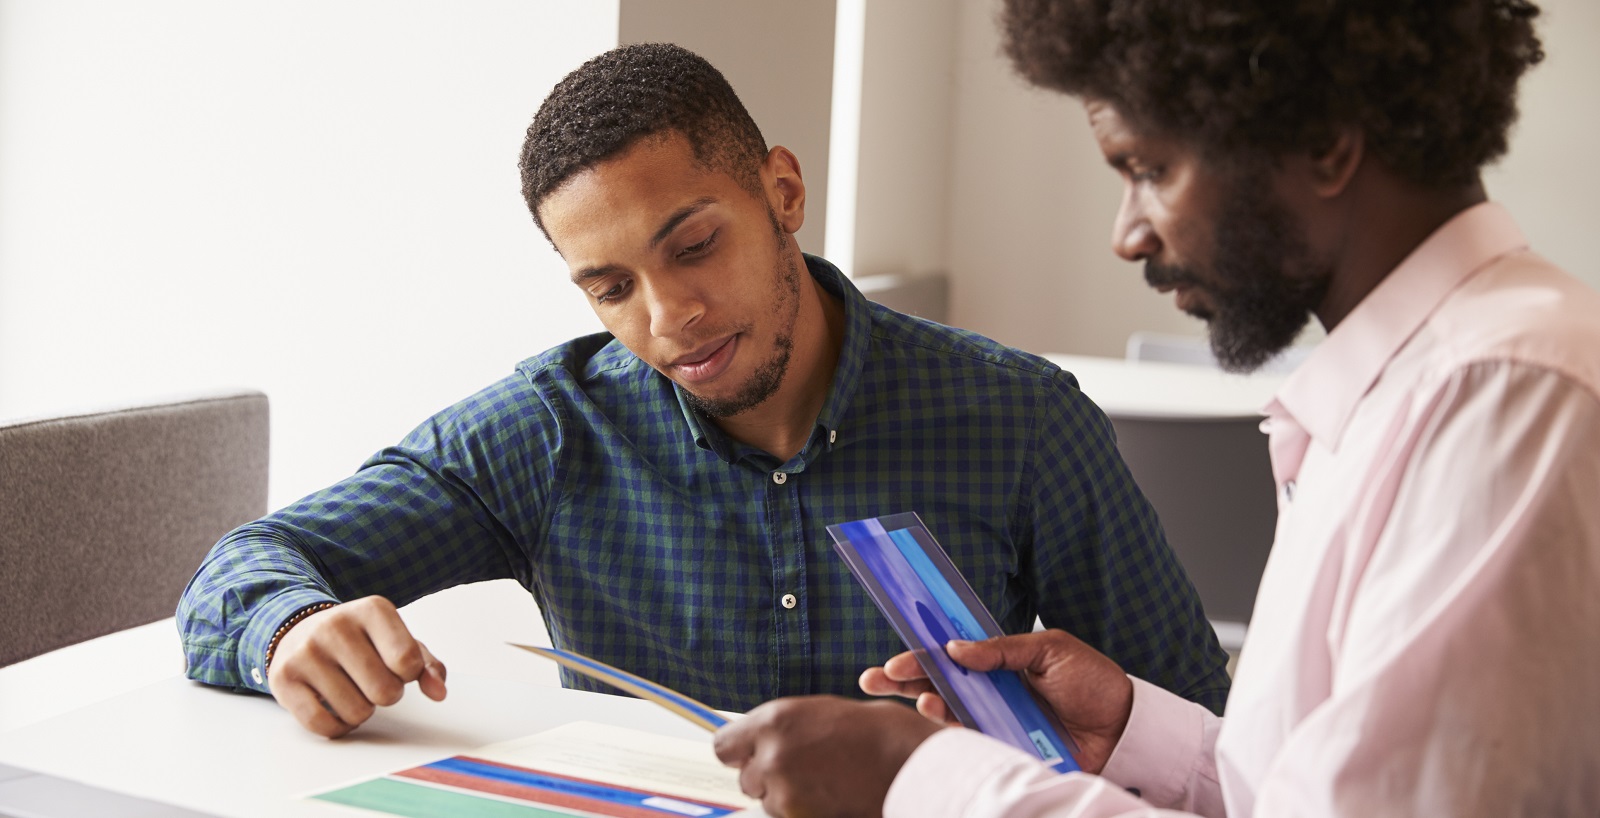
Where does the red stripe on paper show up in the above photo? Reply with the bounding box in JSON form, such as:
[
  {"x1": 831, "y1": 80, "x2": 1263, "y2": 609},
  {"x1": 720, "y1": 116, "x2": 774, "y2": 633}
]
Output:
[{"x1": 394, "y1": 763, "x2": 737, "y2": 818}]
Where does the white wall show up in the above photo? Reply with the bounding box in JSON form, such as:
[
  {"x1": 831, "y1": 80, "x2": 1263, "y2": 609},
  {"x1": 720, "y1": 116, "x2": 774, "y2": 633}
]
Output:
[
  {"x1": 837, "y1": 0, "x2": 959, "y2": 280},
  {"x1": 0, "y1": 1, "x2": 619, "y2": 508},
  {"x1": 1481, "y1": 0, "x2": 1600, "y2": 284}
]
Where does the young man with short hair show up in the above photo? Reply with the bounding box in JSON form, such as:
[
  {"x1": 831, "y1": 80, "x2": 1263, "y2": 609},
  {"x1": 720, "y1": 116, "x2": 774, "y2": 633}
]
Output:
[
  {"x1": 715, "y1": 2, "x2": 1600, "y2": 815},
  {"x1": 177, "y1": 43, "x2": 1229, "y2": 739}
]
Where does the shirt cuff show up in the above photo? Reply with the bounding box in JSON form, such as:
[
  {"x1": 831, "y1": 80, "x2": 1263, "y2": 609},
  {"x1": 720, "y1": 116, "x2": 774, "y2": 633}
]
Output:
[
  {"x1": 884, "y1": 727, "x2": 1057, "y2": 818},
  {"x1": 237, "y1": 590, "x2": 340, "y2": 694},
  {"x1": 1099, "y1": 675, "x2": 1212, "y2": 808}
]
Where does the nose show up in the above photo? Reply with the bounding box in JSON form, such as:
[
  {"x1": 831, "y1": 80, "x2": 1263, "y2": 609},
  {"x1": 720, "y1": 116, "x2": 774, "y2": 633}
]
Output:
[
  {"x1": 1111, "y1": 186, "x2": 1160, "y2": 262},
  {"x1": 645, "y1": 275, "x2": 706, "y2": 339}
]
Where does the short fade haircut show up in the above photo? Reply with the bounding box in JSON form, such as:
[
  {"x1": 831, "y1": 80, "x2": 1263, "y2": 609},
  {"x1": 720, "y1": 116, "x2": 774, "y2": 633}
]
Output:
[
  {"x1": 1001, "y1": 0, "x2": 1545, "y2": 189},
  {"x1": 518, "y1": 43, "x2": 769, "y2": 236}
]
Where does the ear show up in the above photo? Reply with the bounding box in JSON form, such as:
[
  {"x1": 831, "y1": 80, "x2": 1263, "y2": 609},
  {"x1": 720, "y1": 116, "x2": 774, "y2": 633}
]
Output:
[
  {"x1": 762, "y1": 146, "x2": 806, "y2": 234},
  {"x1": 1309, "y1": 127, "x2": 1363, "y2": 199}
]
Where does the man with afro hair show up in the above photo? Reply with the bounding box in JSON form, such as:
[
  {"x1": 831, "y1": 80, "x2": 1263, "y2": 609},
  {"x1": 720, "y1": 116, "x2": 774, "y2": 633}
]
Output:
[
  {"x1": 715, "y1": 2, "x2": 1600, "y2": 816},
  {"x1": 179, "y1": 42, "x2": 1232, "y2": 741}
]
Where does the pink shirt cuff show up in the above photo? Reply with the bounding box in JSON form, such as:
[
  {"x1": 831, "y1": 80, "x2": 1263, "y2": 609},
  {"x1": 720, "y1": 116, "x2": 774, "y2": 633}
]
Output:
[
  {"x1": 1099, "y1": 676, "x2": 1213, "y2": 808},
  {"x1": 885, "y1": 727, "x2": 1057, "y2": 818}
]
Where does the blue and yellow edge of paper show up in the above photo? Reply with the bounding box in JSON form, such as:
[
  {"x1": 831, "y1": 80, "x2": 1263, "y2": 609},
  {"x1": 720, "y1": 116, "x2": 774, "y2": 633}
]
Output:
[{"x1": 509, "y1": 643, "x2": 729, "y2": 732}]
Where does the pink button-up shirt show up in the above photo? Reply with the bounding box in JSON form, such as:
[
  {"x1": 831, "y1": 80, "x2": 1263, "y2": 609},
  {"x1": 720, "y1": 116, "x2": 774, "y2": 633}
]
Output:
[{"x1": 886, "y1": 204, "x2": 1600, "y2": 817}]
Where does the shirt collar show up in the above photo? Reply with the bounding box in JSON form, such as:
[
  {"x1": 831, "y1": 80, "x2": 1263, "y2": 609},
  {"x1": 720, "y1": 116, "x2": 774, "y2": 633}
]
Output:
[
  {"x1": 1267, "y1": 202, "x2": 1529, "y2": 450},
  {"x1": 678, "y1": 254, "x2": 870, "y2": 464}
]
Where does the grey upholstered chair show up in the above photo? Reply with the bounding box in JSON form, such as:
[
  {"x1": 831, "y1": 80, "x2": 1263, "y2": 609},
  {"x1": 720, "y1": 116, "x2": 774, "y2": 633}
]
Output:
[
  {"x1": 0, "y1": 390, "x2": 269, "y2": 667},
  {"x1": 1107, "y1": 414, "x2": 1277, "y2": 651}
]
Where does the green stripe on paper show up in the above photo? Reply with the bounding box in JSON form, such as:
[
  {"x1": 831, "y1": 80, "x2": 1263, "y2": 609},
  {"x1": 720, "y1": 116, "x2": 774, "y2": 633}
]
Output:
[{"x1": 314, "y1": 777, "x2": 580, "y2": 818}]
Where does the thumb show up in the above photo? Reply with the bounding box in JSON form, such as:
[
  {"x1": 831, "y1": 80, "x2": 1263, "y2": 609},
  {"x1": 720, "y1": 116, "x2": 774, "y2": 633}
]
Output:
[
  {"x1": 712, "y1": 716, "x2": 756, "y2": 767},
  {"x1": 417, "y1": 641, "x2": 448, "y2": 702},
  {"x1": 945, "y1": 632, "x2": 1057, "y2": 675}
]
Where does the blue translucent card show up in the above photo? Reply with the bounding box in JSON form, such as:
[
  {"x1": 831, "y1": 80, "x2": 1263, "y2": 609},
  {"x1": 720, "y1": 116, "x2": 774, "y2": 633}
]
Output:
[{"x1": 828, "y1": 512, "x2": 1079, "y2": 772}]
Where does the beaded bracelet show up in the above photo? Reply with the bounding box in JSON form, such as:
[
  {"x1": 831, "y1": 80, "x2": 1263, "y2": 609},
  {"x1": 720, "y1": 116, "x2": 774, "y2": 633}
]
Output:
[{"x1": 263, "y1": 601, "x2": 338, "y2": 675}]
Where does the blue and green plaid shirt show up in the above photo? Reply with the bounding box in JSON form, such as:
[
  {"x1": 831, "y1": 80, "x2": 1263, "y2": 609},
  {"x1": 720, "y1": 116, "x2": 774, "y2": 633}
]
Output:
[{"x1": 178, "y1": 255, "x2": 1230, "y2": 714}]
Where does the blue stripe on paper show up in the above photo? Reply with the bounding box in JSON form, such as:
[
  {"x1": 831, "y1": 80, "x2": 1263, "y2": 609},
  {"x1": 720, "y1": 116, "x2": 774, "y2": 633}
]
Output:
[{"x1": 426, "y1": 757, "x2": 736, "y2": 817}]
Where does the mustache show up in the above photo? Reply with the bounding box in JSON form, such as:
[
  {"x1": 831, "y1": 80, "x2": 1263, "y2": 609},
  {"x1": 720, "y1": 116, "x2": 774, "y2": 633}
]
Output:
[{"x1": 1144, "y1": 260, "x2": 1202, "y2": 290}]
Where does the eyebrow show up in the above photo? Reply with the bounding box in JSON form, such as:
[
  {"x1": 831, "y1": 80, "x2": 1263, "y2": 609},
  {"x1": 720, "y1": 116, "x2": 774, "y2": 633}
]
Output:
[
  {"x1": 650, "y1": 197, "x2": 717, "y2": 250},
  {"x1": 570, "y1": 196, "x2": 718, "y2": 284}
]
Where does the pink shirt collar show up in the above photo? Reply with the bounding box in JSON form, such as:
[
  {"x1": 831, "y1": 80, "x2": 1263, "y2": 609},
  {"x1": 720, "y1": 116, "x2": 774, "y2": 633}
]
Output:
[{"x1": 1266, "y1": 202, "x2": 1529, "y2": 452}]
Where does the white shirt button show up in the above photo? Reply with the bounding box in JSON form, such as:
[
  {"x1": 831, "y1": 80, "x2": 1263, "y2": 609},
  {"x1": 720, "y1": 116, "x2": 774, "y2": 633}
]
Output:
[
  {"x1": 1282, "y1": 480, "x2": 1297, "y2": 503},
  {"x1": 251, "y1": 666, "x2": 263, "y2": 685},
  {"x1": 772, "y1": 471, "x2": 788, "y2": 485},
  {"x1": 828, "y1": 430, "x2": 837, "y2": 444},
  {"x1": 781, "y1": 593, "x2": 798, "y2": 609}
]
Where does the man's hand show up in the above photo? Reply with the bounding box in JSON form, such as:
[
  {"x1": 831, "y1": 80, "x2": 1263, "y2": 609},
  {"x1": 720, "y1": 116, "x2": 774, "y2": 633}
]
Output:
[
  {"x1": 860, "y1": 629, "x2": 1133, "y2": 773},
  {"x1": 713, "y1": 696, "x2": 945, "y2": 818},
  {"x1": 265, "y1": 596, "x2": 447, "y2": 738}
]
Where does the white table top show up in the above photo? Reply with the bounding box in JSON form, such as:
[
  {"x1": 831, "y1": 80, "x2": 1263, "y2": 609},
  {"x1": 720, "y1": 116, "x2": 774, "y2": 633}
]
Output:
[
  {"x1": 1044, "y1": 354, "x2": 1285, "y2": 419},
  {"x1": 0, "y1": 579, "x2": 732, "y2": 818}
]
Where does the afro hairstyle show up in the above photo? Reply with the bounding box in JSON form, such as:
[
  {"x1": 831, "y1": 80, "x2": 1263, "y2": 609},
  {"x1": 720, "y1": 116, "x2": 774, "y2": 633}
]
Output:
[{"x1": 1000, "y1": 0, "x2": 1544, "y2": 188}]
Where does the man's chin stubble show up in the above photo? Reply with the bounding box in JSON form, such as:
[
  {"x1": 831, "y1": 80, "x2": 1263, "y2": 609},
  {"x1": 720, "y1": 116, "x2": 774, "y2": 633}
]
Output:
[{"x1": 682, "y1": 338, "x2": 791, "y2": 419}]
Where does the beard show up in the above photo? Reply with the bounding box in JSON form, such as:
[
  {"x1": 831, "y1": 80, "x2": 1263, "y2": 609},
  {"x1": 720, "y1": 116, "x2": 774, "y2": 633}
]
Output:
[
  {"x1": 1145, "y1": 173, "x2": 1332, "y2": 373},
  {"x1": 682, "y1": 208, "x2": 802, "y2": 419}
]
